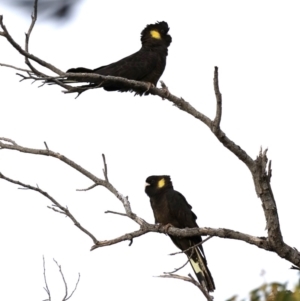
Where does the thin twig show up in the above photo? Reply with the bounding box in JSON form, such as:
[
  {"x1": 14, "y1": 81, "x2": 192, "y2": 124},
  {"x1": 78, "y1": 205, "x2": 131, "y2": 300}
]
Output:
[
  {"x1": 26, "y1": 0, "x2": 38, "y2": 46},
  {"x1": 24, "y1": 0, "x2": 46, "y2": 77},
  {"x1": 91, "y1": 228, "x2": 150, "y2": 250},
  {"x1": 76, "y1": 183, "x2": 98, "y2": 191},
  {"x1": 47, "y1": 206, "x2": 65, "y2": 215},
  {"x1": 52, "y1": 258, "x2": 80, "y2": 300},
  {"x1": 166, "y1": 248, "x2": 195, "y2": 274},
  {"x1": 167, "y1": 258, "x2": 190, "y2": 274},
  {"x1": 268, "y1": 160, "x2": 272, "y2": 182},
  {"x1": 66, "y1": 273, "x2": 80, "y2": 300},
  {"x1": 53, "y1": 259, "x2": 68, "y2": 301},
  {"x1": 44, "y1": 141, "x2": 49, "y2": 151},
  {"x1": 0, "y1": 63, "x2": 31, "y2": 72},
  {"x1": 102, "y1": 154, "x2": 109, "y2": 182},
  {"x1": 169, "y1": 236, "x2": 212, "y2": 256},
  {"x1": 157, "y1": 273, "x2": 213, "y2": 301},
  {"x1": 0, "y1": 137, "x2": 18, "y2": 146},
  {"x1": 43, "y1": 256, "x2": 51, "y2": 301},
  {"x1": 0, "y1": 171, "x2": 98, "y2": 243},
  {"x1": 212, "y1": 66, "x2": 222, "y2": 132},
  {"x1": 0, "y1": 15, "x2": 63, "y2": 75},
  {"x1": 105, "y1": 210, "x2": 128, "y2": 217}
]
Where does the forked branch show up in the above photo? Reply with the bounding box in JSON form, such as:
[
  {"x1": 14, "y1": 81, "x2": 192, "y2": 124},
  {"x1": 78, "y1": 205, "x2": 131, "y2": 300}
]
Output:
[
  {"x1": 43, "y1": 257, "x2": 80, "y2": 301},
  {"x1": 0, "y1": 136, "x2": 299, "y2": 268}
]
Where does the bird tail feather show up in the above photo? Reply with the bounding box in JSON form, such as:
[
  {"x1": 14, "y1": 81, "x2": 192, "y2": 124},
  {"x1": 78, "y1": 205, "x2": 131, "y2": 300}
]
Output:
[
  {"x1": 59, "y1": 67, "x2": 98, "y2": 84},
  {"x1": 67, "y1": 67, "x2": 93, "y2": 73},
  {"x1": 189, "y1": 247, "x2": 215, "y2": 292}
]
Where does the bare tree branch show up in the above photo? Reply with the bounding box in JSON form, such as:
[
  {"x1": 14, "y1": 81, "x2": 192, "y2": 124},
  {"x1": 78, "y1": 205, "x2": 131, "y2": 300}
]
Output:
[
  {"x1": 212, "y1": 66, "x2": 222, "y2": 132},
  {"x1": 166, "y1": 257, "x2": 190, "y2": 274},
  {"x1": 0, "y1": 137, "x2": 17, "y2": 146},
  {"x1": 66, "y1": 273, "x2": 81, "y2": 301},
  {"x1": 42, "y1": 257, "x2": 80, "y2": 301},
  {"x1": 76, "y1": 183, "x2": 98, "y2": 192},
  {"x1": 90, "y1": 223, "x2": 271, "y2": 251},
  {"x1": 44, "y1": 141, "x2": 49, "y2": 151},
  {"x1": 105, "y1": 210, "x2": 128, "y2": 217},
  {"x1": 43, "y1": 256, "x2": 51, "y2": 301},
  {"x1": 0, "y1": 171, "x2": 98, "y2": 243},
  {"x1": 157, "y1": 273, "x2": 213, "y2": 301},
  {"x1": 166, "y1": 248, "x2": 197, "y2": 274},
  {"x1": 0, "y1": 15, "x2": 63, "y2": 75},
  {"x1": 102, "y1": 153, "x2": 109, "y2": 182},
  {"x1": 169, "y1": 236, "x2": 213, "y2": 256},
  {"x1": 53, "y1": 259, "x2": 68, "y2": 300},
  {"x1": 0, "y1": 63, "x2": 31, "y2": 72},
  {"x1": 90, "y1": 228, "x2": 151, "y2": 250},
  {"x1": 24, "y1": 0, "x2": 47, "y2": 77},
  {"x1": 0, "y1": 137, "x2": 299, "y2": 268}
]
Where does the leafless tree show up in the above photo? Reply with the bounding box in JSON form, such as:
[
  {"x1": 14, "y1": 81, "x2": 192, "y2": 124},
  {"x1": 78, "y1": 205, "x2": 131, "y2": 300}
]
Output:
[{"x1": 1, "y1": 1, "x2": 300, "y2": 300}]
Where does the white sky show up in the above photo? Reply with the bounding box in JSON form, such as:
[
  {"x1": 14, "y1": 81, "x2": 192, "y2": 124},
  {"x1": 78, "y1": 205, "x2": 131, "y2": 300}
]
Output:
[{"x1": 1, "y1": 1, "x2": 300, "y2": 300}]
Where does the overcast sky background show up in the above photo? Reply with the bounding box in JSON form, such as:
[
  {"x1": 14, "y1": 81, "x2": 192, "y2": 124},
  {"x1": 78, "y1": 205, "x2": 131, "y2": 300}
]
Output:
[{"x1": 1, "y1": 1, "x2": 300, "y2": 300}]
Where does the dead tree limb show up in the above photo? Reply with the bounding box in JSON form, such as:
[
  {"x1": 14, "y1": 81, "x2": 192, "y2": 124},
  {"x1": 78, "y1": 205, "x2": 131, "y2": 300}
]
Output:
[{"x1": 0, "y1": 136, "x2": 299, "y2": 268}]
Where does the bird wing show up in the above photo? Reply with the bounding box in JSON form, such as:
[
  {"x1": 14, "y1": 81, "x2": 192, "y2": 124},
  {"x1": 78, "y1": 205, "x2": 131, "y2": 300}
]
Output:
[
  {"x1": 166, "y1": 190, "x2": 215, "y2": 292},
  {"x1": 93, "y1": 49, "x2": 161, "y2": 81},
  {"x1": 166, "y1": 190, "x2": 198, "y2": 228},
  {"x1": 165, "y1": 190, "x2": 206, "y2": 257}
]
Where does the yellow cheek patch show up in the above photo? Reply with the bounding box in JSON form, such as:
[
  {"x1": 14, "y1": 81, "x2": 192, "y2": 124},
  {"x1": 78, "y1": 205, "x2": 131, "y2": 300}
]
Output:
[
  {"x1": 150, "y1": 30, "x2": 161, "y2": 39},
  {"x1": 158, "y1": 178, "x2": 165, "y2": 188}
]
